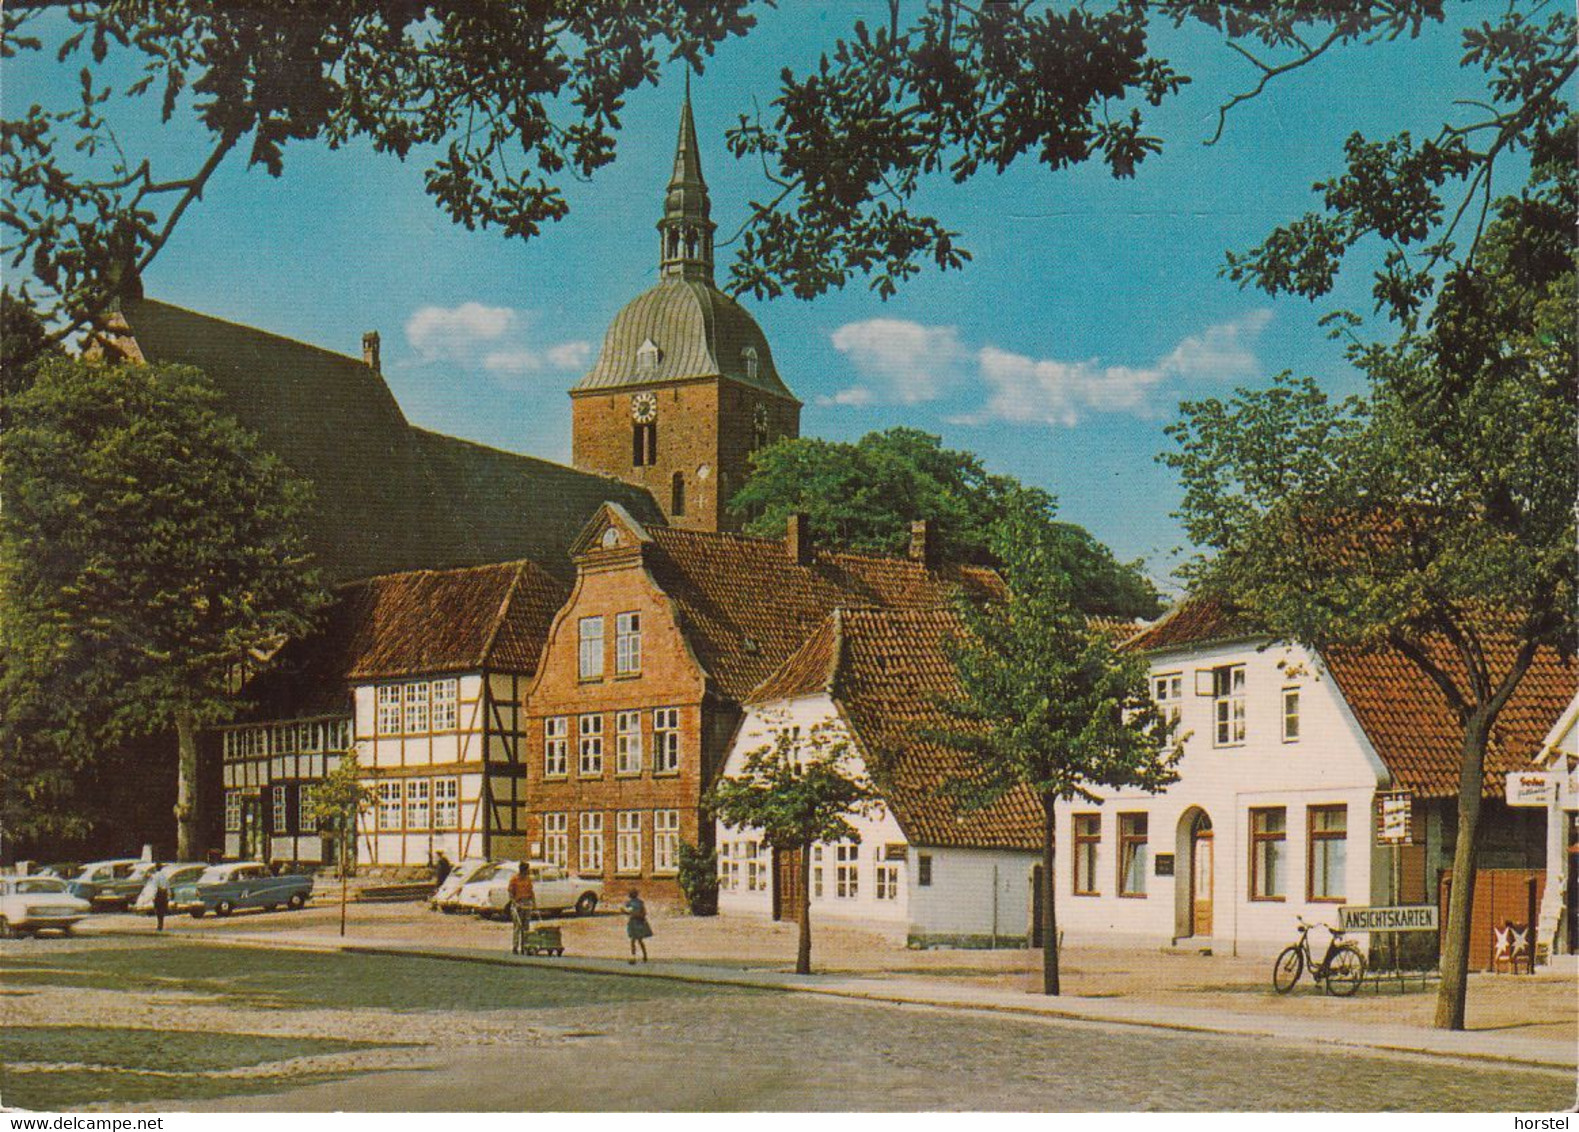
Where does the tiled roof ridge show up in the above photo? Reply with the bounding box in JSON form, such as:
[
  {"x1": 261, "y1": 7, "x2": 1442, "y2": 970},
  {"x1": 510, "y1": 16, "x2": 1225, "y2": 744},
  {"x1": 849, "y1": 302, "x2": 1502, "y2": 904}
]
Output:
[
  {"x1": 476, "y1": 560, "x2": 529, "y2": 669},
  {"x1": 129, "y1": 296, "x2": 371, "y2": 369},
  {"x1": 334, "y1": 557, "x2": 534, "y2": 592},
  {"x1": 407, "y1": 426, "x2": 654, "y2": 490}
]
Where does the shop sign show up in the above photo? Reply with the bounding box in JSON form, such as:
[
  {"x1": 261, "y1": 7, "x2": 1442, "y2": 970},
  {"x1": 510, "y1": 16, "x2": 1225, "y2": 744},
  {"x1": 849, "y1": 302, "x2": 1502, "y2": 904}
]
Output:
[
  {"x1": 1375, "y1": 791, "x2": 1413, "y2": 843},
  {"x1": 1505, "y1": 771, "x2": 1557, "y2": 807},
  {"x1": 1338, "y1": 905, "x2": 1439, "y2": 933}
]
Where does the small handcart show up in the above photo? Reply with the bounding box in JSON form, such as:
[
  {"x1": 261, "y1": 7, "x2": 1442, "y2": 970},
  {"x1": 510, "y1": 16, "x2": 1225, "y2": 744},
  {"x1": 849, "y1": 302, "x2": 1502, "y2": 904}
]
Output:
[{"x1": 518, "y1": 924, "x2": 565, "y2": 956}]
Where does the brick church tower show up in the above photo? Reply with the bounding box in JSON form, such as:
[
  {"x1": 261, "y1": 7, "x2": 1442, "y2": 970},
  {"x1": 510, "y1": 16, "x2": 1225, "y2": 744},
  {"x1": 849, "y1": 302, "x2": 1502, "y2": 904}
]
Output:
[{"x1": 569, "y1": 93, "x2": 801, "y2": 532}]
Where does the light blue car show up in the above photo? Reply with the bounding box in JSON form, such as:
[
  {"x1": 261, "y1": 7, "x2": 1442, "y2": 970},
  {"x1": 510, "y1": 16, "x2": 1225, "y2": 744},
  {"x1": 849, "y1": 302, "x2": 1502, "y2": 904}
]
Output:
[{"x1": 187, "y1": 861, "x2": 313, "y2": 918}]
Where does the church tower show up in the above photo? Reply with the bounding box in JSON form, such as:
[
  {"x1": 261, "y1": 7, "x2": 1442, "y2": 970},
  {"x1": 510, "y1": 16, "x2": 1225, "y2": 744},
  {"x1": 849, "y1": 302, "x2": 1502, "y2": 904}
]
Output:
[{"x1": 569, "y1": 92, "x2": 801, "y2": 532}]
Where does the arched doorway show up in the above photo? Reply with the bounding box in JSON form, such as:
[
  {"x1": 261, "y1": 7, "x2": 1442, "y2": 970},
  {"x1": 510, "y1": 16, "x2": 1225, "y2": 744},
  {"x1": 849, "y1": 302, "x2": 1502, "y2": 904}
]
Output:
[{"x1": 1175, "y1": 807, "x2": 1214, "y2": 941}]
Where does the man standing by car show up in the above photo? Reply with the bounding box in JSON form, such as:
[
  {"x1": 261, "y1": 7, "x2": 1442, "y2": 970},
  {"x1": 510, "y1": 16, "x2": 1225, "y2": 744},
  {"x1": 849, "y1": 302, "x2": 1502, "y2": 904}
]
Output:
[
  {"x1": 151, "y1": 863, "x2": 171, "y2": 932},
  {"x1": 508, "y1": 862, "x2": 535, "y2": 955}
]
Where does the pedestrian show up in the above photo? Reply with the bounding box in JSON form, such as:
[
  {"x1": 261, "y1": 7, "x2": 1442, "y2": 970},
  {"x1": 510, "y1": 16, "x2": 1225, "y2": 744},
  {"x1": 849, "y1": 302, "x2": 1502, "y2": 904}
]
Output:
[
  {"x1": 433, "y1": 850, "x2": 452, "y2": 888},
  {"x1": 151, "y1": 862, "x2": 171, "y2": 932},
  {"x1": 623, "y1": 888, "x2": 652, "y2": 964},
  {"x1": 507, "y1": 861, "x2": 536, "y2": 955}
]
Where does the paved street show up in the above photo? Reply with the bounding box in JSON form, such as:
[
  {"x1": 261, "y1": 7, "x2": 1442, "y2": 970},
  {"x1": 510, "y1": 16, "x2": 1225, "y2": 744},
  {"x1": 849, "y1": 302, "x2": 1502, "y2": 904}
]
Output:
[{"x1": 1, "y1": 935, "x2": 1571, "y2": 1112}]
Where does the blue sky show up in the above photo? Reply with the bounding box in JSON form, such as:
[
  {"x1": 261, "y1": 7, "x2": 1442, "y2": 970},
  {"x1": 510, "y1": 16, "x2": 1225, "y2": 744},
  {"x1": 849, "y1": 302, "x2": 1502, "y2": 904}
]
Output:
[{"x1": 10, "y1": 5, "x2": 1504, "y2": 587}]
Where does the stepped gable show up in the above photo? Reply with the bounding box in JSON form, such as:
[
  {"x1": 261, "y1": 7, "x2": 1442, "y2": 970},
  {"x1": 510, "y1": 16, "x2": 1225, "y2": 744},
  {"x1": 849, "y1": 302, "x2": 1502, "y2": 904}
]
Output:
[
  {"x1": 1129, "y1": 596, "x2": 1575, "y2": 799},
  {"x1": 641, "y1": 523, "x2": 1004, "y2": 703},
  {"x1": 112, "y1": 298, "x2": 663, "y2": 583},
  {"x1": 239, "y1": 559, "x2": 567, "y2": 719}
]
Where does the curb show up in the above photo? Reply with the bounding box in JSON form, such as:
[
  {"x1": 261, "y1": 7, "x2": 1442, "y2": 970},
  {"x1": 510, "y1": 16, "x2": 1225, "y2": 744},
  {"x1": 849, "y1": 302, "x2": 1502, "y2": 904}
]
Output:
[{"x1": 117, "y1": 927, "x2": 1576, "y2": 1073}]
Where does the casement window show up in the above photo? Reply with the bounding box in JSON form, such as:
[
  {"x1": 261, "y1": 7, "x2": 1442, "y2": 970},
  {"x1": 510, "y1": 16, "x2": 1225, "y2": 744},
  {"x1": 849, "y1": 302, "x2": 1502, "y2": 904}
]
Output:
[
  {"x1": 874, "y1": 857, "x2": 900, "y2": 901},
  {"x1": 835, "y1": 843, "x2": 859, "y2": 899},
  {"x1": 1250, "y1": 807, "x2": 1287, "y2": 900},
  {"x1": 1282, "y1": 688, "x2": 1301, "y2": 743},
  {"x1": 377, "y1": 686, "x2": 402, "y2": 735},
  {"x1": 578, "y1": 616, "x2": 605, "y2": 681},
  {"x1": 578, "y1": 714, "x2": 604, "y2": 776},
  {"x1": 270, "y1": 785, "x2": 289, "y2": 834},
  {"x1": 432, "y1": 679, "x2": 459, "y2": 732},
  {"x1": 653, "y1": 810, "x2": 680, "y2": 874},
  {"x1": 746, "y1": 842, "x2": 766, "y2": 892},
  {"x1": 917, "y1": 853, "x2": 932, "y2": 887},
  {"x1": 615, "y1": 612, "x2": 642, "y2": 675},
  {"x1": 616, "y1": 811, "x2": 643, "y2": 874},
  {"x1": 543, "y1": 812, "x2": 569, "y2": 867},
  {"x1": 1308, "y1": 805, "x2": 1347, "y2": 902},
  {"x1": 615, "y1": 710, "x2": 643, "y2": 775},
  {"x1": 273, "y1": 725, "x2": 293, "y2": 755},
  {"x1": 653, "y1": 707, "x2": 680, "y2": 773},
  {"x1": 297, "y1": 784, "x2": 319, "y2": 831},
  {"x1": 433, "y1": 778, "x2": 460, "y2": 830},
  {"x1": 1152, "y1": 672, "x2": 1183, "y2": 726},
  {"x1": 224, "y1": 791, "x2": 242, "y2": 833},
  {"x1": 578, "y1": 812, "x2": 605, "y2": 873},
  {"x1": 717, "y1": 848, "x2": 732, "y2": 891},
  {"x1": 403, "y1": 682, "x2": 430, "y2": 734},
  {"x1": 223, "y1": 732, "x2": 236, "y2": 762},
  {"x1": 812, "y1": 845, "x2": 825, "y2": 899},
  {"x1": 377, "y1": 782, "x2": 402, "y2": 830},
  {"x1": 1210, "y1": 664, "x2": 1247, "y2": 746},
  {"x1": 544, "y1": 717, "x2": 569, "y2": 777},
  {"x1": 405, "y1": 779, "x2": 431, "y2": 831},
  {"x1": 1073, "y1": 813, "x2": 1102, "y2": 895},
  {"x1": 1118, "y1": 813, "x2": 1149, "y2": 897},
  {"x1": 332, "y1": 719, "x2": 350, "y2": 750}
]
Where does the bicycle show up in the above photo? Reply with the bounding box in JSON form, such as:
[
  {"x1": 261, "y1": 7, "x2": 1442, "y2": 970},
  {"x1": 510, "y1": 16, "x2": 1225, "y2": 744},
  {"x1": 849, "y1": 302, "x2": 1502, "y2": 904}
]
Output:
[{"x1": 1272, "y1": 916, "x2": 1367, "y2": 996}]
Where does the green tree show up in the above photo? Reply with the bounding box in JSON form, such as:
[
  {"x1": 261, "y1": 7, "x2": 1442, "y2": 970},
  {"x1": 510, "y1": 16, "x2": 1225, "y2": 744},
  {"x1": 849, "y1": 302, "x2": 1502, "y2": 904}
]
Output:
[
  {"x1": 0, "y1": 357, "x2": 329, "y2": 858},
  {"x1": 1162, "y1": 136, "x2": 1575, "y2": 1029},
  {"x1": 938, "y1": 508, "x2": 1180, "y2": 995},
  {"x1": 307, "y1": 749, "x2": 376, "y2": 938},
  {"x1": 707, "y1": 718, "x2": 879, "y2": 975},
  {"x1": 733, "y1": 428, "x2": 1161, "y2": 619}
]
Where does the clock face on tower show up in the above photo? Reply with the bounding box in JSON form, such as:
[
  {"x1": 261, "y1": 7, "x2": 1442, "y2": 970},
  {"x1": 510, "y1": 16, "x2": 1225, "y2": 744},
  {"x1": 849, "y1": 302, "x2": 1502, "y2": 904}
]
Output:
[{"x1": 631, "y1": 392, "x2": 658, "y2": 423}]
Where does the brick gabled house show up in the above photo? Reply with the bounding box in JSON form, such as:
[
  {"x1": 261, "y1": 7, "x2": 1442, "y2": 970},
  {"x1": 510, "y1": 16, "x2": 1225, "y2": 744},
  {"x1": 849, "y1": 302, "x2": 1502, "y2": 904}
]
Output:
[{"x1": 520, "y1": 503, "x2": 1004, "y2": 900}]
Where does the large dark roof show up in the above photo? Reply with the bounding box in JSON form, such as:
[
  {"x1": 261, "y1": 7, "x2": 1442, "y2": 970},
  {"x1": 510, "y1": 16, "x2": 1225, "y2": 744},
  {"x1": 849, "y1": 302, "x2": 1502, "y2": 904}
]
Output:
[{"x1": 112, "y1": 297, "x2": 663, "y2": 583}]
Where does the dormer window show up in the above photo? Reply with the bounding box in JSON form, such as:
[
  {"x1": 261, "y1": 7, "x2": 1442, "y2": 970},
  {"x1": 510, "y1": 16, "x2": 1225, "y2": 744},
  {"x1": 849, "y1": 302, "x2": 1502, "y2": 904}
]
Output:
[
  {"x1": 742, "y1": 346, "x2": 759, "y2": 380},
  {"x1": 637, "y1": 339, "x2": 661, "y2": 374}
]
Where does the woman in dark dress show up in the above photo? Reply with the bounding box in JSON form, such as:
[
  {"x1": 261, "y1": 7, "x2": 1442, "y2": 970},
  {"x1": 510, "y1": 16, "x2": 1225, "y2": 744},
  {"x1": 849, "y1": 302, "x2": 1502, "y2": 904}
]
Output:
[{"x1": 623, "y1": 889, "x2": 652, "y2": 963}]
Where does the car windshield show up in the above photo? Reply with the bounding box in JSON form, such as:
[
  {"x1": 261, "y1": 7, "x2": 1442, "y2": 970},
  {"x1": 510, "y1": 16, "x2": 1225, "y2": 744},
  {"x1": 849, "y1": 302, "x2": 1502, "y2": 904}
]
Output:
[
  {"x1": 196, "y1": 867, "x2": 231, "y2": 884},
  {"x1": 489, "y1": 865, "x2": 517, "y2": 882},
  {"x1": 15, "y1": 878, "x2": 67, "y2": 894}
]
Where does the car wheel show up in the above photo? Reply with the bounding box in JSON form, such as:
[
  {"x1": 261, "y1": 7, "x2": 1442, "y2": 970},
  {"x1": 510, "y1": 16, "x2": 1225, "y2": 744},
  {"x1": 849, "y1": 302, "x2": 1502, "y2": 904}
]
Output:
[
  {"x1": 575, "y1": 893, "x2": 598, "y2": 916},
  {"x1": 215, "y1": 900, "x2": 234, "y2": 917},
  {"x1": 287, "y1": 893, "x2": 306, "y2": 911},
  {"x1": 0, "y1": 916, "x2": 13, "y2": 939},
  {"x1": 190, "y1": 908, "x2": 205, "y2": 919}
]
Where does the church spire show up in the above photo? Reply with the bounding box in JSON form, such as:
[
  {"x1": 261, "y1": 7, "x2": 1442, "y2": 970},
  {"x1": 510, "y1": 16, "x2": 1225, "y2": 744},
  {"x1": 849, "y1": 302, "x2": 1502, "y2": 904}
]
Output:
[{"x1": 658, "y1": 84, "x2": 716, "y2": 283}]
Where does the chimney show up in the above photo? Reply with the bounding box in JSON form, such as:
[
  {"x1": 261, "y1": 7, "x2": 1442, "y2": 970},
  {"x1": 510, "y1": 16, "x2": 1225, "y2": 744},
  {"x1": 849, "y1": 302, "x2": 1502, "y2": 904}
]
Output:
[
  {"x1": 785, "y1": 512, "x2": 813, "y2": 566},
  {"x1": 362, "y1": 330, "x2": 381, "y2": 373},
  {"x1": 909, "y1": 519, "x2": 940, "y2": 568}
]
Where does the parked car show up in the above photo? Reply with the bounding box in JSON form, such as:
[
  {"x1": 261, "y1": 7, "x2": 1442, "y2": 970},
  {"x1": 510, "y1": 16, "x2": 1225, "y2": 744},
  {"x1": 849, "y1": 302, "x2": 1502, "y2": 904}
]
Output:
[
  {"x1": 67, "y1": 859, "x2": 159, "y2": 911},
  {"x1": 456, "y1": 861, "x2": 601, "y2": 919},
  {"x1": 130, "y1": 863, "x2": 207, "y2": 915},
  {"x1": 0, "y1": 875, "x2": 91, "y2": 937},
  {"x1": 35, "y1": 863, "x2": 83, "y2": 881},
  {"x1": 429, "y1": 857, "x2": 494, "y2": 913},
  {"x1": 188, "y1": 862, "x2": 314, "y2": 917}
]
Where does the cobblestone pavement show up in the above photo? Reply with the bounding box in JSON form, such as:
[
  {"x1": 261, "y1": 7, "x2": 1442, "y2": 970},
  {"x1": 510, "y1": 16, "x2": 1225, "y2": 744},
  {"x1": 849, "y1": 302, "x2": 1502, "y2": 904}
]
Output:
[{"x1": 1, "y1": 935, "x2": 1571, "y2": 1112}]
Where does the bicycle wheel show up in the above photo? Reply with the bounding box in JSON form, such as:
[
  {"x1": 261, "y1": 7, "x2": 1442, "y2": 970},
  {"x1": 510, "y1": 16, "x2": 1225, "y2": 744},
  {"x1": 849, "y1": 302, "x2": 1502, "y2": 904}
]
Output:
[
  {"x1": 1324, "y1": 944, "x2": 1366, "y2": 997},
  {"x1": 1272, "y1": 945, "x2": 1304, "y2": 993}
]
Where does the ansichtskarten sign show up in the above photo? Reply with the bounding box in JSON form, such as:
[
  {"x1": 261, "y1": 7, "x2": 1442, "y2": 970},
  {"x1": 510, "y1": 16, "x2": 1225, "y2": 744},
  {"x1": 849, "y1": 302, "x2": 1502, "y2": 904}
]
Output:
[{"x1": 1339, "y1": 905, "x2": 1439, "y2": 933}]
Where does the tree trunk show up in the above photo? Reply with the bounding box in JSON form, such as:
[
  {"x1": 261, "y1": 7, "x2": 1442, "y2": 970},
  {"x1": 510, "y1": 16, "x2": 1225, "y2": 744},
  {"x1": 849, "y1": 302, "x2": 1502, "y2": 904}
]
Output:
[
  {"x1": 796, "y1": 841, "x2": 813, "y2": 975},
  {"x1": 173, "y1": 708, "x2": 202, "y2": 861},
  {"x1": 1435, "y1": 712, "x2": 1491, "y2": 1030},
  {"x1": 1041, "y1": 796, "x2": 1060, "y2": 996}
]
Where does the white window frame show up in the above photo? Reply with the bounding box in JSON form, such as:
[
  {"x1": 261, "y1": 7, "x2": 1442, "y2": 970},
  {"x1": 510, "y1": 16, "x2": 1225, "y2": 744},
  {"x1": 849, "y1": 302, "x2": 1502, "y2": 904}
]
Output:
[
  {"x1": 224, "y1": 791, "x2": 242, "y2": 833},
  {"x1": 403, "y1": 682, "x2": 430, "y2": 734},
  {"x1": 812, "y1": 844, "x2": 824, "y2": 899},
  {"x1": 271, "y1": 785, "x2": 290, "y2": 834},
  {"x1": 543, "y1": 812, "x2": 569, "y2": 867},
  {"x1": 875, "y1": 860, "x2": 900, "y2": 901},
  {"x1": 298, "y1": 783, "x2": 319, "y2": 831},
  {"x1": 1153, "y1": 671, "x2": 1183, "y2": 726},
  {"x1": 616, "y1": 811, "x2": 643, "y2": 874},
  {"x1": 1282, "y1": 686, "x2": 1301, "y2": 743},
  {"x1": 432, "y1": 679, "x2": 459, "y2": 732},
  {"x1": 615, "y1": 612, "x2": 642, "y2": 675},
  {"x1": 377, "y1": 685, "x2": 402, "y2": 735},
  {"x1": 616, "y1": 710, "x2": 643, "y2": 775},
  {"x1": 1211, "y1": 664, "x2": 1247, "y2": 747},
  {"x1": 835, "y1": 843, "x2": 859, "y2": 899},
  {"x1": 579, "y1": 812, "x2": 605, "y2": 874},
  {"x1": 578, "y1": 714, "x2": 604, "y2": 776},
  {"x1": 653, "y1": 707, "x2": 680, "y2": 774},
  {"x1": 433, "y1": 778, "x2": 460, "y2": 830},
  {"x1": 653, "y1": 810, "x2": 680, "y2": 874},
  {"x1": 405, "y1": 778, "x2": 431, "y2": 831},
  {"x1": 377, "y1": 781, "x2": 402, "y2": 830},
  {"x1": 579, "y1": 616, "x2": 605, "y2": 681},
  {"x1": 544, "y1": 716, "x2": 569, "y2": 777}
]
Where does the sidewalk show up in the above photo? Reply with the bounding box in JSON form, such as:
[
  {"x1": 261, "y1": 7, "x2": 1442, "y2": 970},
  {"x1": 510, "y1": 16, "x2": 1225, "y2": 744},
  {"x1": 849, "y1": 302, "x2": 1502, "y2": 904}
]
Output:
[{"x1": 101, "y1": 902, "x2": 1578, "y2": 1072}]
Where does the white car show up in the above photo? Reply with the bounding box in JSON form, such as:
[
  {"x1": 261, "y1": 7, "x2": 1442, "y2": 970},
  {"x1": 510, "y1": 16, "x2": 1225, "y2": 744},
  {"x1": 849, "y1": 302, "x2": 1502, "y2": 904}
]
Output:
[
  {"x1": 456, "y1": 861, "x2": 602, "y2": 919},
  {"x1": 130, "y1": 862, "x2": 207, "y2": 914},
  {"x1": 0, "y1": 875, "x2": 91, "y2": 937},
  {"x1": 430, "y1": 858, "x2": 494, "y2": 913},
  {"x1": 66, "y1": 858, "x2": 157, "y2": 910}
]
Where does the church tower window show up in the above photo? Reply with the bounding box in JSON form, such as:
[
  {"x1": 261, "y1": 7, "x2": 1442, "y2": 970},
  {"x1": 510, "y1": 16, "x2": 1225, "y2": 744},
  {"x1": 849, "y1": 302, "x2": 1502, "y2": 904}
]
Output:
[
  {"x1": 633, "y1": 421, "x2": 657, "y2": 467},
  {"x1": 671, "y1": 472, "x2": 686, "y2": 516}
]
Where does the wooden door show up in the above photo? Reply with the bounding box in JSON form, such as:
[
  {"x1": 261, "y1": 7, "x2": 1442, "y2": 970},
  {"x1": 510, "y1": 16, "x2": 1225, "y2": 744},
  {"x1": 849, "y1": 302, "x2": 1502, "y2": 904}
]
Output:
[
  {"x1": 1192, "y1": 827, "x2": 1214, "y2": 937},
  {"x1": 773, "y1": 847, "x2": 803, "y2": 922}
]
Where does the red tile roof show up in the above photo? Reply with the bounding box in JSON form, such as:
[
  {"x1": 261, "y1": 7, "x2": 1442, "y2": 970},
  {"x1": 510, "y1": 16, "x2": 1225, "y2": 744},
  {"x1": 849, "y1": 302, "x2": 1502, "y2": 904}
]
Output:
[
  {"x1": 750, "y1": 608, "x2": 1042, "y2": 852},
  {"x1": 241, "y1": 560, "x2": 567, "y2": 718},
  {"x1": 1128, "y1": 597, "x2": 1575, "y2": 799},
  {"x1": 641, "y1": 524, "x2": 1005, "y2": 703}
]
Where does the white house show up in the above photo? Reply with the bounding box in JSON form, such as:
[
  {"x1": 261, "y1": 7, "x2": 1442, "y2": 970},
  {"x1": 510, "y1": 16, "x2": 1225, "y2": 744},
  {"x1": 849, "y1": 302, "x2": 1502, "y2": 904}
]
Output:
[
  {"x1": 1531, "y1": 694, "x2": 1578, "y2": 960},
  {"x1": 1055, "y1": 598, "x2": 1571, "y2": 960},
  {"x1": 716, "y1": 608, "x2": 1041, "y2": 948}
]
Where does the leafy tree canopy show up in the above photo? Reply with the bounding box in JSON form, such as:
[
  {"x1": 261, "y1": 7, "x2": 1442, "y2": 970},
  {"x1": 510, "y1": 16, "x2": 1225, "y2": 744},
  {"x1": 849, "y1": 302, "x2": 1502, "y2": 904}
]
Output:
[{"x1": 732, "y1": 427, "x2": 1161, "y2": 619}]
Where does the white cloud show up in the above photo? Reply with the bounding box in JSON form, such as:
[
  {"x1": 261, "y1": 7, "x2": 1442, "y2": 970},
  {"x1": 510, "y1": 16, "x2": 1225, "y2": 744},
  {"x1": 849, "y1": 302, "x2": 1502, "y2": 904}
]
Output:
[
  {"x1": 956, "y1": 310, "x2": 1273, "y2": 428},
  {"x1": 404, "y1": 303, "x2": 591, "y2": 384},
  {"x1": 822, "y1": 318, "x2": 969, "y2": 407}
]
